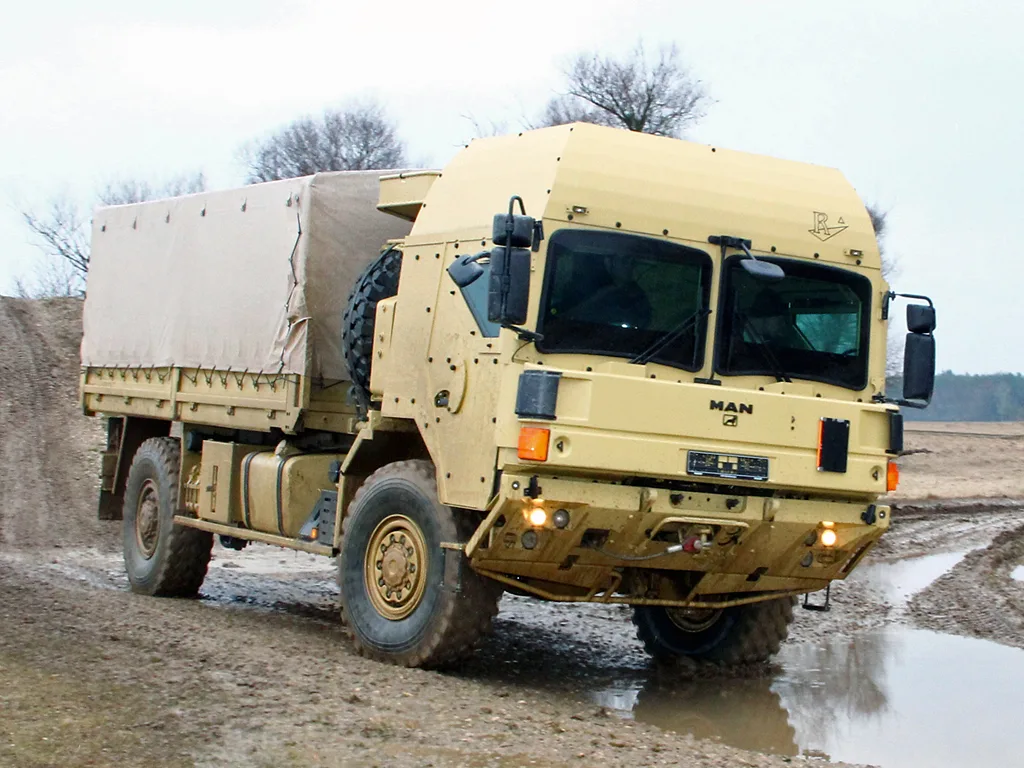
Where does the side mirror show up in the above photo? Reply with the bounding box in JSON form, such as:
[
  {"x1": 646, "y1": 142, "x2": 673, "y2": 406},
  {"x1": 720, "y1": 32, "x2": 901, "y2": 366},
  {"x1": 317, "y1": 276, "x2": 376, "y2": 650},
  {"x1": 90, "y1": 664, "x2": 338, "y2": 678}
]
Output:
[
  {"x1": 885, "y1": 294, "x2": 936, "y2": 408},
  {"x1": 487, "y1": 195, "x2": 537, "y2": 326},
  {"x1": 740, "y1": 258, "x2": 785, "y2": 281},
  {"x1": 492, "y1": 213, "x2": 534, "y2": 248},
  {"x1": 447, "y1": 252, "x2": 486, "y2": 288},
  {"x1": 902, "y1": 332, "x2": 935, "y2": 403},
  {"x1": 907, "y1": 304, "x2": 936, "y2": 334},
  {"x1": 487, "y1": 245, "x2": 530, "y2": 324}
]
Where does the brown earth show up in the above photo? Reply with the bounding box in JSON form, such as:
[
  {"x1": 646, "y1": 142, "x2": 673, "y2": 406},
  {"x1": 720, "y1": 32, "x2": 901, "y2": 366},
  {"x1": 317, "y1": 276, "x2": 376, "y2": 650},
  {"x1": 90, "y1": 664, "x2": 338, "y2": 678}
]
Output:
[
  {"x1": 1, "y1": 296, "x2": 1022, "y2": 767},
  {"x1": 0, "y1": 297, "x2": 110, "y2": 550},
  {"x1": 888, "y1": 422, "x2": 1024, "y2": 501}
]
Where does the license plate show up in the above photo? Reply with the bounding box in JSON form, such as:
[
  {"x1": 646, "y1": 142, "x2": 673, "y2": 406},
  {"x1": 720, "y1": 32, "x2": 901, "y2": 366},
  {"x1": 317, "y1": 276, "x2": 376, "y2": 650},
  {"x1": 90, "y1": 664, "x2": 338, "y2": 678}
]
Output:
[{"x1": 687, "y1": 451, "x2": 769, "y2": 481}]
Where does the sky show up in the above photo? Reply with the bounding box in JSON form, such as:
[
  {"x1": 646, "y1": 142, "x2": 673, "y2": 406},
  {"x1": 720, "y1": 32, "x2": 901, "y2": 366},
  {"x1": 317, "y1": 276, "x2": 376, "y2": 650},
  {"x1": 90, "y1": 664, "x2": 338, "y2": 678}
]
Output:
[{"x1": 1, "y1": 0, "x2": 1021, "y2": 374}]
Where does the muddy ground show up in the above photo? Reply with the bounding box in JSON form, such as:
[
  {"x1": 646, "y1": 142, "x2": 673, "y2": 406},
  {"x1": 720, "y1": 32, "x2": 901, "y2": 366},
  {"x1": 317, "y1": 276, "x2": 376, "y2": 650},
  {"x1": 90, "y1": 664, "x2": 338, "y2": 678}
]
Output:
[{"x1": 1, "y1": 297, "x2": 1022, "y2": 767}]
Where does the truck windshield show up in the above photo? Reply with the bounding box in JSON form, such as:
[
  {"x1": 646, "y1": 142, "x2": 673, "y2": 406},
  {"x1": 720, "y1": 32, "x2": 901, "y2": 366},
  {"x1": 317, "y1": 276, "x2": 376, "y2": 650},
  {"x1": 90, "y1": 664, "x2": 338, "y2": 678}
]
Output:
[
  {"x1": 716, "y1": 257, "x2": 872, "y2": 390},
  {"x1": 536, "y1": 230, "x2": 712, "y2": 371}
]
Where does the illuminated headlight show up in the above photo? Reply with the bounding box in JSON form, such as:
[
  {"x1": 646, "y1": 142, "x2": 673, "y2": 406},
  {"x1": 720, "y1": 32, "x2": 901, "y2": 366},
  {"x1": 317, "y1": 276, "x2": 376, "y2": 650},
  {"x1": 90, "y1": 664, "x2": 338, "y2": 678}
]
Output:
[
  {"x1": 528, "y1": 507, "x2": 548, "y2": 527},
  {"x1": 820, "y1": 528, "x2": 838, "y2": 548}
]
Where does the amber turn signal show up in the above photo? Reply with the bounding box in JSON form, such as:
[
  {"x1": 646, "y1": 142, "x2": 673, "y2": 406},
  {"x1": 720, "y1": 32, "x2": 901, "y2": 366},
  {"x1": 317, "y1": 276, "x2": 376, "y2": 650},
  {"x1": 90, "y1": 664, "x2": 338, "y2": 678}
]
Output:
[
  {"x1": 518, "y1": 427, "x2": 550, "y2": 462},
  {"x1": 886, "y1": 460, "x2": 900, "y2": 492}
]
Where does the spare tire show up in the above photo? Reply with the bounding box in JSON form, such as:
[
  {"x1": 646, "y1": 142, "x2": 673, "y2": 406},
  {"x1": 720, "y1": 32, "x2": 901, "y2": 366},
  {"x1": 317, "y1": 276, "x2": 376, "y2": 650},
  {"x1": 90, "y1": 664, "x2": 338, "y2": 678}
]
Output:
[{"x1": 342, "y1": 246, "x2": 402, "y2": 408}]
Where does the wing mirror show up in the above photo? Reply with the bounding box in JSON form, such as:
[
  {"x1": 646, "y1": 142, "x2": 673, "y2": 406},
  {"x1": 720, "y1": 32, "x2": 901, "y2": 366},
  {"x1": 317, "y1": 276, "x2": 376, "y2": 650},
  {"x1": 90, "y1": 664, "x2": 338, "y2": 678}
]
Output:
[
  {"x1": 444, "y1": 195, "x2": 543, "y2": 333},
  {"x1": 884, "y1": 293, "x2": 937, "y2": 407},
  {"x1": 708, "y1": 235, "x2": 785, "y2": 281}
]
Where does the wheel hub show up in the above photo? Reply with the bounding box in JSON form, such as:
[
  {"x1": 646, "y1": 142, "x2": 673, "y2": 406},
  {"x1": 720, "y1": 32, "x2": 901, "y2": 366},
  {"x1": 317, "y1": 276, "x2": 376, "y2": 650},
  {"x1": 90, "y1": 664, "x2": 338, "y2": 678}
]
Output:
[
  {"x1": 365, "y1": 515, "x2": 427, "y2": 621},
  {"x1": 666, "y1": 606, "x2": 723, "y2": 633},
  {"x1": 135, "y1": 478, "x2": 160, "y2": 558}
]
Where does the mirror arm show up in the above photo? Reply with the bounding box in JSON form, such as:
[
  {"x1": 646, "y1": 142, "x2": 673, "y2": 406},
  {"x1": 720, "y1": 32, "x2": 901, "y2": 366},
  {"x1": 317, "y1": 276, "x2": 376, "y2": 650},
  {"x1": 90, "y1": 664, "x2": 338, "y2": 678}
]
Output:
[
  {"x1": 883, "y1": 291, "x2": 934, "y2": 320},
  {"x1": 708, "y1": 234, "x2": 752, "y2": 260},
  {"x1": 872, "y1": 393, "x2": 930, "y2": 409},
  {"x1": 504, "y1": 324, "x2": 543, "y2": 343}
]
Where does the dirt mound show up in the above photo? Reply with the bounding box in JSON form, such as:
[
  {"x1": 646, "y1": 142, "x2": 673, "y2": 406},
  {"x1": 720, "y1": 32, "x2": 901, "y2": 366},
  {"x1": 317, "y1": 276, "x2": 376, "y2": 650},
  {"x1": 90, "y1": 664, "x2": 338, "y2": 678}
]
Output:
[{"x1": 0, "y1": 297, "x2": 112, "y2": 550}]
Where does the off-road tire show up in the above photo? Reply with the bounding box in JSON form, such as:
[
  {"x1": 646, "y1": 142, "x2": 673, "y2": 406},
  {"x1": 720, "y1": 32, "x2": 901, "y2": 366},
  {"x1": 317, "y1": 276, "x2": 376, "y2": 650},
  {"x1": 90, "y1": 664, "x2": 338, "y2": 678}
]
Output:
[
  {"x1": 342, "y1": 246, "x2": 402, "y2": 408},
  {"x1": 633, "y1": 597, "x2": 796, "y2": 665},
  {"x1": 122, "y1": 437, "x2": 212, "y2": 597},
  {"x1": 337, "y1": 460, "x2": 502, "y2": 668}
]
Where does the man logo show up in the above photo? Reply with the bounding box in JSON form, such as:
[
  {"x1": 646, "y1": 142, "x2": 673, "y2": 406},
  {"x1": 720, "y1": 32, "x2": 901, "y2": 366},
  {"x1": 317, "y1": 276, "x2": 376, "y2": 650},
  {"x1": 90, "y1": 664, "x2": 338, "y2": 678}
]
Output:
[
  {"x1": 809, "y1": 211, "x2": 848, "y2": 242},
  {"x1": 710, "y1": 400, "x2": 753, "y2": 415},
  {"x1": 723, "y1": 414, "x2": 738, "y2": 427}
]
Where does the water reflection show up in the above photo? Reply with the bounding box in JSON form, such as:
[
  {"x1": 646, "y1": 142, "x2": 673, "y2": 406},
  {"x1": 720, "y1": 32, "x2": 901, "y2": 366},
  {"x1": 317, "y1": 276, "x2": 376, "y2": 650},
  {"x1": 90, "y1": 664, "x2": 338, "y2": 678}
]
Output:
[
  {"x1": 597, "y1": 628, "x2": 1024, "y2": 768},
  {"x1": 776, "y1": 630, "x2": 894, "y2": 739},
  {"x1": 631, "y1": 677, "x2": 799, "y2": 756},
  {"x1": 854, "y1": 551, "x2": 966, "y2": 605}
]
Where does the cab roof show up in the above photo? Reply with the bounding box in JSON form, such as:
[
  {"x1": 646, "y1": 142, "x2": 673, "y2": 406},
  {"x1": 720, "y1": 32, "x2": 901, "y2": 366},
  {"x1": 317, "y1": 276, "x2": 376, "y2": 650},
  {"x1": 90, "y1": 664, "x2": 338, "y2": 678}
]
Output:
[{"x1": 386, "y1": 123, "x2": 879, "y2": 270}]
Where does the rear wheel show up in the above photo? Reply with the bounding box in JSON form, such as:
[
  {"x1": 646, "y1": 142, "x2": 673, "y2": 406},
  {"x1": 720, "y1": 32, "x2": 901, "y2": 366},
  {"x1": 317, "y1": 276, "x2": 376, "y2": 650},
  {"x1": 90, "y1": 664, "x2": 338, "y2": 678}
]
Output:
[
  {"x1": 338, "y1": 460, "x2": 502, "y2": 668},
  {"x1": 633, "y1": 597, "x2": 796, "y2": 665},
  {"x1": 122, "y1": 437, "x2": 212, "y2": 597}
]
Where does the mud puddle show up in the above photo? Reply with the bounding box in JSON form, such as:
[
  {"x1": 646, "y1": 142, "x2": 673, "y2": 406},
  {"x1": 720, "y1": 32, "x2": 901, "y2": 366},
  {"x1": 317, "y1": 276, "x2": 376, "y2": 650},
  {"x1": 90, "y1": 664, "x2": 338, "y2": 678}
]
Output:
[
  {"x1": 601, "y1": 628, "x2": 1024, "y2": 767},
  {"x1": 854, "y1": 550, "x2": 968, "y2": 606},
  {"x1": 592, "y1": 552, "x2": 1024, "y2": 766}
]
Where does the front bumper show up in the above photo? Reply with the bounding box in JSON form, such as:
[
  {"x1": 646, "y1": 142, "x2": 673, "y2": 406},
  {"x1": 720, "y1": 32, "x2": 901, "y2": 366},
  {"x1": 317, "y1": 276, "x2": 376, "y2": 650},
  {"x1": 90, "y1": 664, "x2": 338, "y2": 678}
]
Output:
[{"x1": 466, "y1": 472, "x2": 889, "y2": 603}]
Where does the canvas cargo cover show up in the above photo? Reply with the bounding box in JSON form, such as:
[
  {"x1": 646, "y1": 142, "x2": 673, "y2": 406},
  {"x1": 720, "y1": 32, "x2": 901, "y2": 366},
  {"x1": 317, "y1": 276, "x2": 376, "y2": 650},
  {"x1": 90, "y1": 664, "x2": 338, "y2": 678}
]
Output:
[{"x1": 82, "y1": 171, "x2": 411, "y2": 381}]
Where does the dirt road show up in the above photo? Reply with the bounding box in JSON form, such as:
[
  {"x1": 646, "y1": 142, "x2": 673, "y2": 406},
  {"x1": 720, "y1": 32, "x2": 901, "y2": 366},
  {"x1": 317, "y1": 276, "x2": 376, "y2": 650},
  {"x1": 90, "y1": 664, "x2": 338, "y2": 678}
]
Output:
[{"x1": 2, "y1": 297, "x2": 1023, "y2": 767}]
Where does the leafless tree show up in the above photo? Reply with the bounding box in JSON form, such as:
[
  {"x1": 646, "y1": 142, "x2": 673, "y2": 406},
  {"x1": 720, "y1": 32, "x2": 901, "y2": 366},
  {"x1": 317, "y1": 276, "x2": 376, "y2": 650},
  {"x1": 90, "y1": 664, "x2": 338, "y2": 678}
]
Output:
[
  {"x1": 12, "y1": 253, "x2": 82, "y2": 299},
  {"x1": 866, "y1": 204, "x2": 895, "y2": 280},
  {"x1": 539, "y1": 42, "x2": 711, "y2": 137},
  {"x1": 98, "y1": 172, "x2": 206, "y2": 207},
  {"x1": 461, "y1": 113, "x2": 509, "y2": 139},
  {"x1": 865, "y1": 204, "x2": 906, "y2": 377},
  {"x1": 17, "y1": 172, "x2": 206, "y2": 297},
  {"x1": 243, "y1": 101, "x2": 407, "y2": 183}
]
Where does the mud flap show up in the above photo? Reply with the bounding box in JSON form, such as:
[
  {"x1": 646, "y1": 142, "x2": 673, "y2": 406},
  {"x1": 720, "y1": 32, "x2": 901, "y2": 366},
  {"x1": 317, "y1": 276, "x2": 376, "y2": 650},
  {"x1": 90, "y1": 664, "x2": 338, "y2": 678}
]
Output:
[
  {"x1": 98, "y1": 417, "x2": 170, "y2": 520},
  {"x1": 440, "y1": 542, "x2": 464, "y2": 594}
]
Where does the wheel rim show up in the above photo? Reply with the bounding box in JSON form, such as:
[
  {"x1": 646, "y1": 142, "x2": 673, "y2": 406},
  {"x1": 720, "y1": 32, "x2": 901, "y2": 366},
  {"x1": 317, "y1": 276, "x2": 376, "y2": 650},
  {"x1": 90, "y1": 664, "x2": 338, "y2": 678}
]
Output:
[
  {"x1": 135, "y1": 478, "x2": 160, "y2": 558},
  {"x1": 665, "y1": 606, "x2": 723, "y2": 632},
  {"x1": 364, "y1": 514, "x2": 428, "y2": 621}
]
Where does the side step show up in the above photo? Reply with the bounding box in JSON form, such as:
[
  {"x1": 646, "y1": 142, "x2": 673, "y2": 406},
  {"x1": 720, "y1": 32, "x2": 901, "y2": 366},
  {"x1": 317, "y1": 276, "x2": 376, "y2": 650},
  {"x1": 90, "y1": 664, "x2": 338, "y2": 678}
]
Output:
[
  {"x1": 801, "y1": 584, "x2": 832, "y2": 612},
  {"x1": 173, "y1": 515, "x2": 333, "y2": 557}
]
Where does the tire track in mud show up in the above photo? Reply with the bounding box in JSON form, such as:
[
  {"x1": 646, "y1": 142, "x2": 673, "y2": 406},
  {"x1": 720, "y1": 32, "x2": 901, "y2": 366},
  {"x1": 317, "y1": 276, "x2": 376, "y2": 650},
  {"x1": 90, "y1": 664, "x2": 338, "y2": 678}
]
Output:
[{"x1": 909, "y1": 520, "x2": 1024, "y2": 648}]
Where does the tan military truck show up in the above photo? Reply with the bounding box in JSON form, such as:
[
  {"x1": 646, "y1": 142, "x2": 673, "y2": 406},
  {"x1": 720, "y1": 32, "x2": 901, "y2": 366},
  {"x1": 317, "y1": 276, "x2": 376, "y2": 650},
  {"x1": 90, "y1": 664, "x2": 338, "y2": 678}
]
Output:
[{"x1": 81, "y1": 123, "x2": 935, "y2": 668}]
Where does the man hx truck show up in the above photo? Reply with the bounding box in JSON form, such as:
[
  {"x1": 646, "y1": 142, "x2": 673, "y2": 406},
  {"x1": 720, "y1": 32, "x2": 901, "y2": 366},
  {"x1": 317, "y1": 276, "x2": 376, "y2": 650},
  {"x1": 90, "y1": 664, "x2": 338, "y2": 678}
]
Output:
[{"x1": 81, "y1": 123, "x2": 935, "y2": 667}]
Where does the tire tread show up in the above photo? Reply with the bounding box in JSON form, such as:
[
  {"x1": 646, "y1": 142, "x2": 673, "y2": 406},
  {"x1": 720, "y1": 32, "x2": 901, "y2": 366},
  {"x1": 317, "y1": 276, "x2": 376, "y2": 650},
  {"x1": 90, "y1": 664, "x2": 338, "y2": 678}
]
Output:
[
  {"x1": 633, "y1": 596, "x2": 796, "y2": 665},
  {"x1": 338, "y1": 460, "x2": 501, "y2": 668},
  {"x1": 124, "y1": 437, "x2": 212, "y2": 597}
]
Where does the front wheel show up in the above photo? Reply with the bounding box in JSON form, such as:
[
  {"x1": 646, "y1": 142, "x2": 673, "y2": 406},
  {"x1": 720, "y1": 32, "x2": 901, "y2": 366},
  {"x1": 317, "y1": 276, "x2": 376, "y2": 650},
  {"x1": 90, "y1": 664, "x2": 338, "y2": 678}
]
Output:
[
  {"x1": 633, "y1": 597, "x2": 796, "y2": 665},
  {"x1": 338, "y1": 460, "x2": 502, "y2": 668},
  {"x1": 122, "y1": 437, "x2": 212, "y2": 597}
]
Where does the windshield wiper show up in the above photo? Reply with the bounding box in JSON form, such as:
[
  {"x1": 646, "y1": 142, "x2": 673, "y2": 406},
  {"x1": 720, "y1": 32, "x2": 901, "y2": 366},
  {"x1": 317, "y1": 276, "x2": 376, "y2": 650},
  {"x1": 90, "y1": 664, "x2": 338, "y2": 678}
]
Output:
[
  {"x1": 630, "y1": 308, "x2": 711, "y2": 366},
  {"x1": 738, "y1": 314, "x2": 792, "y2": 383}
]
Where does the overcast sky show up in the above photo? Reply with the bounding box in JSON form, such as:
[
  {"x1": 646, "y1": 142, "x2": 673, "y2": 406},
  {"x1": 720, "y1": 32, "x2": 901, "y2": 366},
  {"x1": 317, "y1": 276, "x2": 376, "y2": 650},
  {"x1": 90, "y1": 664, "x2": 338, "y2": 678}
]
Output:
[{"x1": 2, "y1": 0, "x2": 1021, "y2": 374}]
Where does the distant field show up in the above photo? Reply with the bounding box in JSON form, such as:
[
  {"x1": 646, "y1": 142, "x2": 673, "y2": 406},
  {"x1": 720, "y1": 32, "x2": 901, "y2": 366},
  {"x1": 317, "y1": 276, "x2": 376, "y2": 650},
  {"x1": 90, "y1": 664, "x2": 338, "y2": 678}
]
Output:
[{"x1": 892, "y1": 421, "x2": 1024, "y2": 501}]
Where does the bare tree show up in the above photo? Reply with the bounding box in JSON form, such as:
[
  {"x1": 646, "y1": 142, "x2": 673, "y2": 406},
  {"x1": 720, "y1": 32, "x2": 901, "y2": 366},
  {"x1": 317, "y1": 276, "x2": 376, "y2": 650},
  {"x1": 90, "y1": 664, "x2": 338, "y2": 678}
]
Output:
[
  {"x1": 866, "y1": 204, "x2": 906, "y2": 377},
  {"x1": 243, "y1": 101, "x2": 407, "y2": 183},
  {"x1": 866, "y1": 204, "x2": 895, "y2": 281},
  {"x1": 17, "y1": 172, "x2": 206, "y2": 297},
  {"x1": 21, "y1": 196, "x2": 91, "y2": 283},
  {"x1": 98, "y1": 172, "x2": 206, "y2": 207},
  {"x1": 461, "y1": 113, "x2": 510, "y2": 139},
  {"x1": 539, "y1": 42, "x2": 711, "y2": 137},
  {"x1": 12, "y1": 253, "x2": 82, "y2": 299}
]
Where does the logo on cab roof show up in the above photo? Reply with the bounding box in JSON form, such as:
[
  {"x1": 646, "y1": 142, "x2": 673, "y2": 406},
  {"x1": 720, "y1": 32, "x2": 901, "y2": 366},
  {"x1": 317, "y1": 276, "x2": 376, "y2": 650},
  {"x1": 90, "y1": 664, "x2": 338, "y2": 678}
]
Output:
[{"x1": 809, "y1": 211, "x2": 848, "y2": 242}]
